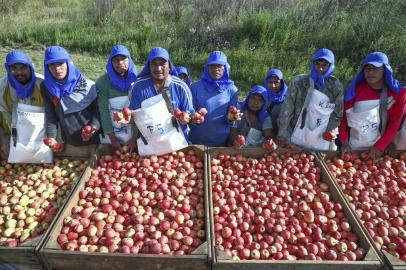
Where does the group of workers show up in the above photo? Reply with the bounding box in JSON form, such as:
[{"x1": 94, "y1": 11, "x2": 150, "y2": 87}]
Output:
[{"x1": 0, "y1": 45, "x2": 405, "y2": 162}]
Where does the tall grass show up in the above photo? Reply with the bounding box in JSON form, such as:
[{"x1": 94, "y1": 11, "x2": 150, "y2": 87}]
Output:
[{"x1": 0, "y1": 0, "x2": 405, "y2": 94}]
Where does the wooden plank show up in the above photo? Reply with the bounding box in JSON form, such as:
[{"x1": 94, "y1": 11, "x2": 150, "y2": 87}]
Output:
[
  {"x1": 207, "y1": 147, "x2": 383, "y2": 270},
  {"x1": 40, "y1": 145, "x2": 210, "y2": 270},
  {"x1": 318, "y1": 151, "x2": 406, "y2": 270}
]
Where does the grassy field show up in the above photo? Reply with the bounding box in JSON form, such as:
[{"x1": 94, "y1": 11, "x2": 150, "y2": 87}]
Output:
[{"x1": 0, "y1": 0, "x2": 405, "y2": 94}]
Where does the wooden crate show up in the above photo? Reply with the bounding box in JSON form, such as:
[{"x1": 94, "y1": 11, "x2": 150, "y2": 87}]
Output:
[
  {"x1": 207, "y1": 147, "x2": 383, "y2": 270},
  {"x1": 40, "y1": 145, "x2": 212, "y2": 270},
  {"x1": 0, "y1": 151, "x2": 93, "y2": 270},
  {"x1": 317, "y1": 151, "x2": 406, "y2": 270}
]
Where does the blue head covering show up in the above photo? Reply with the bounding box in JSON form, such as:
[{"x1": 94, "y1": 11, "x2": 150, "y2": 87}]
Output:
[
  {"x1": 106, "y1": 45, "x2": 138, "y2": 92},
  {"x1": 138, "y1": 47, "x2": 177, "y2": 78},
  {"x1": 175, "y1": 66, "x2": 191, "y2": 86},
  {"x1": 5, "y1": 50, "x2": 37, "y2": 99},
  {"x1": 201, "y1": 51, "x2": 234, "y2": 92},
  {"x1": 263, "y1": 68, "x2": 288, "y2": 104},
  {"x1": 310, "y1": 48, "x2": 335, "y2": 90},
  {"x1": 240, "y1": 85, "x2": 269, "y2": 124},
  {"x1": 44, "y1": 46, "x2": 82, "y2": 98},
  {"x1": 344, "y1": 52, "x2": 403, "y2": 102}
]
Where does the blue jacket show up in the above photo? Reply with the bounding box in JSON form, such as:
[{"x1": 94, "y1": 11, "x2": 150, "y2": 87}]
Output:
[
  {"x1": 129, "y1": 75, "x2": 194, "y2": 139},
  {"x1": 189, "y1": 79, "x2": 238, "y2": 146}
]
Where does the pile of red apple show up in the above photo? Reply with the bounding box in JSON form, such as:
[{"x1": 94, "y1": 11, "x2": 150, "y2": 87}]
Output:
[
  {"x1": 57, "y1": 148, "x2": 206, "y2": 254},
  {"x1": 211, "y1": 152, "x2": 366, "y2": 261},
  {"x1": 0, "y1": 159, "x2": 87, "y2": 247},
  {"x1": 326, "y1": 152, "x2": 406, "y2": 261}
]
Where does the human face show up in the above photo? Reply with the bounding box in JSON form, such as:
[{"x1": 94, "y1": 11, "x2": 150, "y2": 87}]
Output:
[
  {"x1": 150, "y1": 58, "x2": 169, "y2": 82},
  {"x1": 9, "y1": 63, "x2": 31, "y2": 84},
  {"x1": 247, "y1": 93, "x2": 264, "y2": 112},
  {"x1": 111, "y1": 55, "x2": 129, "y2": 76},
  {"x1": 48, "y1": 62, "x2": 68, "y2": 81},
  {"x1": 267, "y1": 76, "x2": 282, "y2": 93},
  {"x1": 314, "y1": 59, "x2": 330, "y2": 75},
  {"x1": 208, "y1": 64, "x2": 225, "y2": 80},
  {"x1": 364, "y1": 64, "x2": 385, "y2": 89},
  {"x1": 179, "y1": 73, "x2": 188, "y2": 82}
]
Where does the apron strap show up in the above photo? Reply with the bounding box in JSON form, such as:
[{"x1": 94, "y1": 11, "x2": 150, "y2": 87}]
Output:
[
  {"x1": 300, "y1": 78, "x2": 316, "y2": 129},
  {"x1": 161, "y1": 78, "x2": 181, "y2": 132},
  {"x1": 379, "y1": 88, "x2": 388, "y2": 135}
]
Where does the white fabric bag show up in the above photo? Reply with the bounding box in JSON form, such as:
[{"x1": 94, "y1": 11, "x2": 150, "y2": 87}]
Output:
[
  {"x1": 346, "y1": 100, "x2": 380, "y2": 150},
  {"x1": 8, "y1": 103, "x2": 52, "y2": 163},
  {"x1": 133, "y1": 94, "x2": 188, "y2": 156},
  {"x1": 245, "y1": 128, "x2": 264, "y2": 147},
  {"x1": 100, "y1": 96, "x2": 133, "y2": 144},
  {"x1": 290, "y1": 80, "x2": 336, "y2": 151}
]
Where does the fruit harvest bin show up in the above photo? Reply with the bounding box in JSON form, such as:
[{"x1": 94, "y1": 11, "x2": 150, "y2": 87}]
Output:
[
  {"x1": 0, "y1": 146, "x2": 94, "y2": 270},
  {"x1": 207, "y1": 147, "x2": 383, "y2": 270},
  {"x1": 317, "y1": 151, "x2": 406, "y2": 270},
  {"x1": 39, "y1": 144, "x2": 212, "y2": 270}
]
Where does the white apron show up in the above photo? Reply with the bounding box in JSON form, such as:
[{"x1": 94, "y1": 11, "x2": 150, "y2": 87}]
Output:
[
  {"x1": 100, "y1": 96, "x2": 133, "y2": 144},
  {"x1": 132, "y1": 94, "x2": 188, "y2": 156},
  {"x1": 8, "y1": 103, "x2": 53, "y2": 163},
  {"x1": 290, "y1": 79, "x2": 336, "y2": 151},
  {"x1": 245, "y1": 128, "x2": 264, "y2": 147},
  {"x1": 394, "y1": 118, "x2": 406, "y2": 150},
  {"x1": 346, "y1": 100, "x2": 380, "y2": 150}
]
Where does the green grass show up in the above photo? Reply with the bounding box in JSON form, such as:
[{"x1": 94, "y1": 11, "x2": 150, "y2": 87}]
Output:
[{"x1": 0, "y1": 0, "x2": 405, "y2": 95}]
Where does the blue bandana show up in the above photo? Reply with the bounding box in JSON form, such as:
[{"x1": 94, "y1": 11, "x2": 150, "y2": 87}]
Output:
[
  {"x1": 263, "y1": 69, "x2": 288, "y2": 104},
  {"x1": 5, "y1": 50, "x2": 37, "y2": 99},
  {"x1": 310, "y1": 48, "x2": 335, "y2": 90},
  {"x1": 106, "y1": 45, "x2": 138, "y2": 92},
  {"x1": 175, "y1": 66, "x2": 191, "y2": 86},
  {"x1": 44, "y1": 46, "x2": 82, "y2": 98},
  {"x1": 138, "y1": 47, "x2": 177, "y2": 78},
  {"x1": 201, "y1": 51, "x2": 234, "y2": 92},
  {"x1": 344, "y1": 52, "x2": 403, "y2": 102},
  {"x1": 240, "y1": 85, "x2": 269, "y2": 124}
]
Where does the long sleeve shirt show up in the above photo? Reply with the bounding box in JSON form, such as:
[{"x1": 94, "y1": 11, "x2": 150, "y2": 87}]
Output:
[
  {"x1": 41, "y1": 77, "x2": 101, "y2": 146},
  {"x1": 339, "y1": 81, "x2": 406, "y2": 151},
  {"x1": 278, "y1": 74, "x2": 344, "y2": 139},
  {"x1": 129, "y1": 75, "x2": 194, "y2": 139},
  {"x1": 189, "y1": 80, "x2": 238, "y2": 146}
]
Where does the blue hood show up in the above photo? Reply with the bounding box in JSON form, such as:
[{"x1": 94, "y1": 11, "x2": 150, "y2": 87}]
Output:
[
  {"x1": 5, "y1": 50, "x2": 37, "y2": 99},
  {"x1": 201, "y1": 51, "x2": 234, "y2": 92},
  {"x1": 176, "y1": 66, "x2": 191, "y2": 86},
  {"x1": 106, "y1": 45, "x2": 138, "y2": 92},
  {"x1": 310, "y1": 48, "x2": 335, "y2": 90},
  {"x1": 138, "y1": 47, "x2": 177, "y2": 78},
  {"x1": 344, "y1": 52, "x2": 403, "y2": 101},
  {"x1": 264, "y1": 68, "x2": 288, "y2": 104},
  {"x1": 240, "y1": 85, "x2": 269, "y2": 124}
]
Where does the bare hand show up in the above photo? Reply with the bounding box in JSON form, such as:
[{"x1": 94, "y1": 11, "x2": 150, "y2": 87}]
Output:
[
  {"x1": 286, "y1": 144, "x2": 302, "y2": 151},
  {"x1": 385, "y1": 142, "x2": 396, "y2": 157},
  {"x1": 275, "y1": 136, "x2": 286, "y2": 147},
  {"x1": 127, "y1": 137, "x2": 137, "y2": 153},
  {"x1": 367, "y1": 146, "x2": 383, "y2": 160},
  {"x1": 108, "y1": 133, "x2": 123, "y2": 152}
]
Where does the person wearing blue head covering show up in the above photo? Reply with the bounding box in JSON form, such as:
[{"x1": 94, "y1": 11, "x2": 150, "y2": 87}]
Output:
[
  {"x1": 189, "y1": 51, "x2": 239, "y2": 146},
  {"x1": 129, "y1": 47, "x2": 194, "y2": 141},
  {"x1": 175, "y1": 66, "x2": 192, "y2": 86},
  {"x1": 228, "y1": 85, "x2": 272, "y2": 147},
  {"x1": 276, "y1": 48, "x2": 344, "y2": 151},
  {"x1": 96, "y1": 45, "x2": 138, "y2": 151},
  {"x1": 264, "y1": 68, "x2": 288, "y2": 138},
  {"x1": 41, "y1": 46, "x2": 101, "y2": 148},
  {"x1": 339, "y1": 52, "x2": 406, "y2": 158},
  {"x1": 0, "y1": 50, "x2": 44, "y2": 159}
]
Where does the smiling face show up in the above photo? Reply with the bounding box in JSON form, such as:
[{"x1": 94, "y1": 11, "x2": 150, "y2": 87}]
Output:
[
  {"x1": 112, "y1": 55, "x2": 129, "y2": 76},
  {"x1": 247, "y1": 93, "x2": 264, "y2": 112},
  {"x1": 9, "y1": 63, "x2": 31, "y2": 84},
  {"x1": 314, "y1": 59, "x2": 330, "y2": 75},
  {"x1": 150, "y1": 57, "x2": 169, "y2": 82},
  {"x1": 48, "y1": 62, "x2": 68, "y2": 81},
  {"x1": 208, "y1": 64, "x2": 225, "y2": 80},
  {"x1": 364, "y1": 64, "x2": 385, "y2": 89}
]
